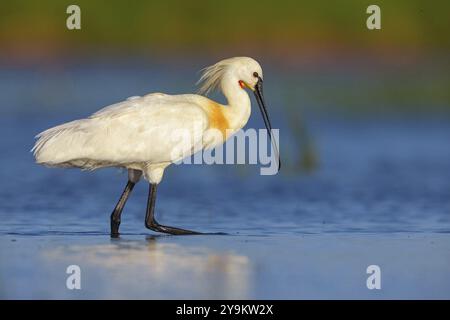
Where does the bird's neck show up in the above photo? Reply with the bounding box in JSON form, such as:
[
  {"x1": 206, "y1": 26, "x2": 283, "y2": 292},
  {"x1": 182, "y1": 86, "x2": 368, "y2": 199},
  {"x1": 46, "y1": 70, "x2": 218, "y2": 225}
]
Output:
[{"x1": 221, "y1": 75, "x2": 251, "y2": 132}]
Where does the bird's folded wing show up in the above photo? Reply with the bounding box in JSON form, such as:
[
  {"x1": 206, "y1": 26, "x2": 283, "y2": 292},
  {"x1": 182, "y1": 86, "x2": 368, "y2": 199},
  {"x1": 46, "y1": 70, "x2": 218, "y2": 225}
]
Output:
[{"x1": 33, "y1": 94, "x2": 209, "y2": 168}]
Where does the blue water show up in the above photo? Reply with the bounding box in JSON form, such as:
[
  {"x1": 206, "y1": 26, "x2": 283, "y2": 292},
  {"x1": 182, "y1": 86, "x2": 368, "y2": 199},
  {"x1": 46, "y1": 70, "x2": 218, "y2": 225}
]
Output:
[
  {"x1": 1, "y1": 116, "x2": 449, "y2": 236},
  {"x1": 0, "y1": 64, "x2": 449, "y2": 299}
]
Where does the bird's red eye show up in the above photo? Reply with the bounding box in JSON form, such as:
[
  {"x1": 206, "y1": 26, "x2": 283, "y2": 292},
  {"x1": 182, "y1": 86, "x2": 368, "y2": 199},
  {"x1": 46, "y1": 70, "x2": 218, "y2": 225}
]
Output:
[{"x1": 238, "y1": 80, "x2": 245, "y2": 89}]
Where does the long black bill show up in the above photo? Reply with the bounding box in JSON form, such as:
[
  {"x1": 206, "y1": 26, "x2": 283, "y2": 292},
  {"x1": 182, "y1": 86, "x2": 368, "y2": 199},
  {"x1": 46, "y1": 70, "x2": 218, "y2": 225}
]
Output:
[{"x1": 254, "y1": 77, "x2": 281, "y2": 171}]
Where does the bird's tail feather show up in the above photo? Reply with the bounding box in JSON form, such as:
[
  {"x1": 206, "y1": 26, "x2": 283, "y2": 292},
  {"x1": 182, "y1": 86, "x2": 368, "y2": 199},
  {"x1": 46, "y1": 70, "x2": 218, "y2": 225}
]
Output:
[{"x1": 32, "y1": 119, "x2": 89, "y2": 166}]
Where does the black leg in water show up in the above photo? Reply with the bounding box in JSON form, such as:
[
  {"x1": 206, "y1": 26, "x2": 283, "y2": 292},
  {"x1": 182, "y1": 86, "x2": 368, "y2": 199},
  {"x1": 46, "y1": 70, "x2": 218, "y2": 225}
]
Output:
[
  {"x1": 145, "y1": 183, "x2": 201, "y2": 235},
  {"x1": 110, "y1": 180, "x2": 135, "y2": 237}
]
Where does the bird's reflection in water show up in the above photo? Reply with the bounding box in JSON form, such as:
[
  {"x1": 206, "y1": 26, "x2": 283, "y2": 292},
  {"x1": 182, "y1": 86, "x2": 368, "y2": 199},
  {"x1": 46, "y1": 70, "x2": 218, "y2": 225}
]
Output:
[{"x1": 44, "y1": 237, "x2": 251, "y2": 299}]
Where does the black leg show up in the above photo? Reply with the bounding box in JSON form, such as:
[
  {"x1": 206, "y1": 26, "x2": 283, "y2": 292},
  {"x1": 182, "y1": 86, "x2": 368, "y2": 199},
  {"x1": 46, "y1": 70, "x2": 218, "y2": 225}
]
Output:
[
  {"x1": 110, "y1": 180, "x2": 135, "y2": 237},
  {"x1": 145, "y1": 183, "x2": 201, "y2": 235}
]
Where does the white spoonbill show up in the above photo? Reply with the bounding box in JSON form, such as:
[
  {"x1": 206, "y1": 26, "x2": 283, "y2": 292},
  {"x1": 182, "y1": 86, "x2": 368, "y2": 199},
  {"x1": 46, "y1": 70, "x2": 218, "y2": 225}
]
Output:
[{"x1": 32, "y1": 57, "x2": 280, "y2": 236}]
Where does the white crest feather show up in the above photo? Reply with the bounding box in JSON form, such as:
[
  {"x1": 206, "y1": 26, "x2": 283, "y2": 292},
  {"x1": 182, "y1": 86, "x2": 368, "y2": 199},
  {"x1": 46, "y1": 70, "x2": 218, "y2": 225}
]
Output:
[
  {"x1": 196, "y1": 64, "x2": 225, "y2": 95},
  {"x1": 196, "y1": 58, "x2": 239, "y2": 96}
]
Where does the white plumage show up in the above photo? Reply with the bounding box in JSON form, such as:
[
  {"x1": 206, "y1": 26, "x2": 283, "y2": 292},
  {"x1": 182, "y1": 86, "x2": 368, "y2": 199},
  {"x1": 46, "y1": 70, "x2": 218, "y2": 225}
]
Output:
[
  {"x1": 32, "y1": 57, "x2": 278, "y2": 236},
  {"x1": 32, "y1": 57, "x2": 269, "y2": 185},
  {"x1": 33, "y1": 93, "x2": 209, "y2": 181}
]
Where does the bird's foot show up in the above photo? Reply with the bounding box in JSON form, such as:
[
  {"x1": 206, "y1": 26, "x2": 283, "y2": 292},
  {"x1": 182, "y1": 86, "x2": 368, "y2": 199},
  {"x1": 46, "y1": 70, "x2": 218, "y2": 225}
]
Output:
[
  {"x1": 110, "y1": 219, "x2": 121, "y2": 238},
  {"x1": 145, "y1": 220, "x2": 201, "y2": 235}
]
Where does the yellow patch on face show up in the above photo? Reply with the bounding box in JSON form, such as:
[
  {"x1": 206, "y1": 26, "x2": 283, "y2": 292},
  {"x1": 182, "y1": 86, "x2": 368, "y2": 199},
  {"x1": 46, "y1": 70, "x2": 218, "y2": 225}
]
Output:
[
  {"x1": 239, "y1": 80, "x2": 254, "y2": 91},
  {"x1": 207, "y1": 102, "x2": 229, "y2": 139}
]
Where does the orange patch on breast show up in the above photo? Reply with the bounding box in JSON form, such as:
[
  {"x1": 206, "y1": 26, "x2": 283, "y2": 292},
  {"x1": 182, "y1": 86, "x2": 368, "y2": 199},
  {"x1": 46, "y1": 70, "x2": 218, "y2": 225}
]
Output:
[{"x1": 207, "y1": 102, "x2": 229, "y2": 139}]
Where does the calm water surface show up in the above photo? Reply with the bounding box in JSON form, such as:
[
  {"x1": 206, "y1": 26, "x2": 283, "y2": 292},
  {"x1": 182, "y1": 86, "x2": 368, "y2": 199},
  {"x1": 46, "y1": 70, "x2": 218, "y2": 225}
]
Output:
[{"x1": 0, "y1": 66, "x2": 449, "y2": 298}]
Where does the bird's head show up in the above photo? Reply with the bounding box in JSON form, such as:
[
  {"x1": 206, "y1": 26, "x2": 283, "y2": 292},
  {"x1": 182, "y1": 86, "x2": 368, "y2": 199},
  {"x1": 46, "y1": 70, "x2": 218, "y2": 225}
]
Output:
[
  {"x1": 197, "y1": 57, "x2": 280, "y2": 171},
  {"x1": 231, "y1": 57, "x2": 263, "y2": 92}
]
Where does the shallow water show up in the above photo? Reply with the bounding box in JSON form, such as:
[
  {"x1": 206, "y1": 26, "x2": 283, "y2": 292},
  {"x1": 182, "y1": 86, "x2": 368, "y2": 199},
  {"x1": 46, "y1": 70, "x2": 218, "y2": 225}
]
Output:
[
  {"x1": 0, "y1": 64, "x2": 450, "y2": 299},
  {"x1": 1, "y1": 115, "x2": 449, "y2": 299},
  {"x1": 1, "y1": 233, "x2": 449, "y2": 299}
]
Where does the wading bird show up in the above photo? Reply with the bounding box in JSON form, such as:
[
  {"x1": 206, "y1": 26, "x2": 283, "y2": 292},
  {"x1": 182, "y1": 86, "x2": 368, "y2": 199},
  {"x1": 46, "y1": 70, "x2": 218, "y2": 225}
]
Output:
[{"x1": 32, "y1": 57, "x2": 280, "y2": 236}]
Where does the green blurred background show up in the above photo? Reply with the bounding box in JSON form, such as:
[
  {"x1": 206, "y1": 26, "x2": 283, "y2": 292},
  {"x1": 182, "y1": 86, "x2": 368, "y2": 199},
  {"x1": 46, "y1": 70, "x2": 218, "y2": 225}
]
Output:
[
  {"x1": 0, "y1": 0, "x2": 449, "y2": 115},
  {"x1": 1, "y1": 1, "x2": 449, "y2": 56}
]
